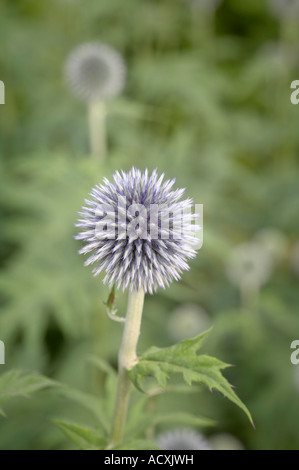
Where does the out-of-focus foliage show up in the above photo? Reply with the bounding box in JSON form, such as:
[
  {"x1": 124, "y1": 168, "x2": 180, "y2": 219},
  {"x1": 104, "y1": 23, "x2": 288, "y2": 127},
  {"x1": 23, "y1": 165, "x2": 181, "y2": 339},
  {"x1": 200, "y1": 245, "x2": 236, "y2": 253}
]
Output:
[
  {"x1": 0, "y1": 369, "x2": 54, "y2": 415},
  {"x1": 0, "y1": 0, "x2": 299, "y2": 450}
]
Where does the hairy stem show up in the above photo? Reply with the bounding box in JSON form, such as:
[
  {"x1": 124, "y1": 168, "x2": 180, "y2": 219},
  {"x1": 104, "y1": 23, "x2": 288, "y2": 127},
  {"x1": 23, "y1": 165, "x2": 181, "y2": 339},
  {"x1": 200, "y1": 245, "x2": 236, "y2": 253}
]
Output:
[{"x1": 107, "y1": 289, "x2": 145, "y2": 449}]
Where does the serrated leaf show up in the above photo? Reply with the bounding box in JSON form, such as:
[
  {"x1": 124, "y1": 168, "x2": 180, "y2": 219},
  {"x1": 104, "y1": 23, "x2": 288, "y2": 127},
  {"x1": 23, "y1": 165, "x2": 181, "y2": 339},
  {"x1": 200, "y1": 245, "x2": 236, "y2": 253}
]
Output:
[
  {"x1": 0, "y1": 370, "x2": 55, "y2": 415},
  {"x1": 53, "y1": 419, "x2": 107, "y2": 450},
  {"x1": 128, "y1": 330, "x2": 253, "y2": 425}
]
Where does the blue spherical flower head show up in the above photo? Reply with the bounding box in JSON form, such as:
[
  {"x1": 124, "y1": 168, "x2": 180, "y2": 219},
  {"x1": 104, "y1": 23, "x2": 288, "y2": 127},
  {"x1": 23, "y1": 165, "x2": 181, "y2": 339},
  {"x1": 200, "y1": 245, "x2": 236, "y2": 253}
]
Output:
[{"x1": 76, "y1": 168, "x2": 200, "y2": 294}]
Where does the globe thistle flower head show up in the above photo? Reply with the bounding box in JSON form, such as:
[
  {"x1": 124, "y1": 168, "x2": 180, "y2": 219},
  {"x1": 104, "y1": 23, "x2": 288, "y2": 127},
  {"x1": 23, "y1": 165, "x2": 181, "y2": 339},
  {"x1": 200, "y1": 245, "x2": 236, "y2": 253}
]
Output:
[
  {"x1": 76, "y1": 168, "x2": 200, "y2": 294},
  {"x1": 65, "y1": 42, "x2": 126, "y2": 102},
  {"x1": 156, "y1": 428, "x2": 211, "y2": 450},
  {"x1": 226, "y1": 242, "x2": 273, "y2": 291},
  {"x1": 167, "y1": 304, "x2": 211, "y2": 342},
  {"x1": 267, "y1": 0, "x2": 299, "y2": 18}
]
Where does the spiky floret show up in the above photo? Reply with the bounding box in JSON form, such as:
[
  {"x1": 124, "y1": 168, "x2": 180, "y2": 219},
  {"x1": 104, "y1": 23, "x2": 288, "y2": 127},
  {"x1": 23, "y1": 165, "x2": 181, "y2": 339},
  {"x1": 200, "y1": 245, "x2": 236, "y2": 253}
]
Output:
[
  {"x1": 76, "y1": 168, "x2": 199, "y2": 294},
  {"x1": 65, "y1": 42, "x2": 126, "y2": 102}
]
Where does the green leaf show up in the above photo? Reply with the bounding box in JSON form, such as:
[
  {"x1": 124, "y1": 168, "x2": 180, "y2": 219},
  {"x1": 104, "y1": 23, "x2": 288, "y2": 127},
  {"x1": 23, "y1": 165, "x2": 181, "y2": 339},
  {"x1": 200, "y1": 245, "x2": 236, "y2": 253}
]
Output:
[
  {"x1": 57, "y1": 358, "x2": 118, "y2": 435},
  {"x1": 87, "y1": 356, "x2": 118, "y2": 422},
  {"x1": 126, "y1": 392, "x2": 214, "y2": 437},
  {"x1": 103, "y1": 284, "x2": 125, "y2": 323},
  {"x1": 53, "y1": 419, "x2": 107, "y2": 450},
  {"x1": 152, "y1": 412, "x2": 215, "y2": 428},
  {"x1": 128, "y1": 330, "x2": 253, "y2": 425},
  {"x1": 0, "y1": 370, "x2": 55, "y2": 416},
  {"x1": 87, "y1": 356, "x2": 117, "y2": 377},
  {"x1": 127, "y1": 410, "x2": 215, "y2": 437},
  {"x1": 57, "y1": 386, "x2": 110, "y2": 434}
]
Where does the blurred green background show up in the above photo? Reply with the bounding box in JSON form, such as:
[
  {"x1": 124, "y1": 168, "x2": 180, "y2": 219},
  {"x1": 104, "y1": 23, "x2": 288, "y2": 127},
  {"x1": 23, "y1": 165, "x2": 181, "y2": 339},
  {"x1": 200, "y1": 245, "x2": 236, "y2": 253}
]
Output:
[{"x1": 0, "y1": 0, "x2": 299, "y2": 450}]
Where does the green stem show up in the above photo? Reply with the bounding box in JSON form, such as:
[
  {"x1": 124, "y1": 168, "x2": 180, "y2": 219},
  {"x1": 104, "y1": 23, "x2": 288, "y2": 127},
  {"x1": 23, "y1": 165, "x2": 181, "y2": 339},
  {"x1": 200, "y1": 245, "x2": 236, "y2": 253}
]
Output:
[
  {"x1": 88, "y1": 101, "x2": 106, "y2": 163},
  {"x1": 107, "y1": 289, "x2": 145, "y2": 449}
]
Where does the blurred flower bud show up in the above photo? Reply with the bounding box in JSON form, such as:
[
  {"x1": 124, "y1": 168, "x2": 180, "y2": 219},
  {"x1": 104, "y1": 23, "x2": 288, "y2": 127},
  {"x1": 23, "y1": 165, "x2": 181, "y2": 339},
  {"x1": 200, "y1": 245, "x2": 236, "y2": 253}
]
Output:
[
  {"x1": 226, "y1": 242, "x2": 273, "y2": 292},
  {"x1": 65, "y1": 42, "x2": 126, "y2": 103}
]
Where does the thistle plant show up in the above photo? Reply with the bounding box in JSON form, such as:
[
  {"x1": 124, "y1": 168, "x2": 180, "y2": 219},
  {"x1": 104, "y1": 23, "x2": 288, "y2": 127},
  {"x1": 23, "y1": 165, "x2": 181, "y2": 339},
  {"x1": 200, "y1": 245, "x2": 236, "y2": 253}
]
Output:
[
  {"x1": 73, "y1": 167, "x2": 252, "y2": 450},
  {"x1": 76, "y1": 167, "x2": 198, "y2": 293},
  {"x1": 65, "y1": 43, "x2": 126, "y2": 162}
]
